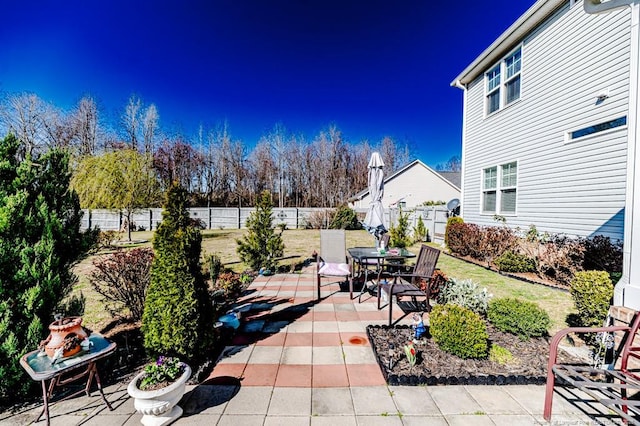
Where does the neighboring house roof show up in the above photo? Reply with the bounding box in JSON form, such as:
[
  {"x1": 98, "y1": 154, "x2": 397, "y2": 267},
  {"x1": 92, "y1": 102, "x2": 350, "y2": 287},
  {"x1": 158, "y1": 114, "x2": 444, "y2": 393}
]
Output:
[
  {"x1": 351, "y1": 159, "x2": 460, "y2": 201},
  {"x1": 436, "y1": 171, "x2": 461, "y2": 188},
  {"x1": 451, "y1": 0, "x2": 565, "y2": 87}
]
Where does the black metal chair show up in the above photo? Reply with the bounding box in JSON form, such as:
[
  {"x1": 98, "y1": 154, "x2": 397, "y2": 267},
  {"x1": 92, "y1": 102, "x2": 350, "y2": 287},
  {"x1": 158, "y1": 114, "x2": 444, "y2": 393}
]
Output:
[{"x1": 377, "y1": 244, "x2": 440, "y2": 325}]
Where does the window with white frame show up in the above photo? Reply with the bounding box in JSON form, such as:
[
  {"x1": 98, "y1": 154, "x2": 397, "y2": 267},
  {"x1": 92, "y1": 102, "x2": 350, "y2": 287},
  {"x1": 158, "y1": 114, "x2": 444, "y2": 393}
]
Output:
[
  {"x1": 482, "y1": 167, "x2": 497, "y2": 212},
  {"x1": 482, "y1": 162, "x2": 517, "y2": 214},
  {"x1": 485, "y1": 47, "x2": 521, "y2": 115}
]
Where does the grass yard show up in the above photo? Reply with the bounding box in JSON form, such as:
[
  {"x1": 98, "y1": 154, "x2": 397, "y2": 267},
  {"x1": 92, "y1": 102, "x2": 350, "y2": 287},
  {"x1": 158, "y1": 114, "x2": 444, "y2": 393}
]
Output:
[{"x1": 71, "y1": 228, "x2": 575, "y2": 334}]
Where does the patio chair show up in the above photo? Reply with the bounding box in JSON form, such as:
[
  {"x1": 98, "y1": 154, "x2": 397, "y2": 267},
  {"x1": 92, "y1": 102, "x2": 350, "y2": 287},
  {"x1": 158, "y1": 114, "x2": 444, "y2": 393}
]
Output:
[
  {"x1": 316, "y1": 229, "x2": 351, "y2": 300},
  {"x1": 377, "y1": 244, "x2": 440, "y2": 325}
]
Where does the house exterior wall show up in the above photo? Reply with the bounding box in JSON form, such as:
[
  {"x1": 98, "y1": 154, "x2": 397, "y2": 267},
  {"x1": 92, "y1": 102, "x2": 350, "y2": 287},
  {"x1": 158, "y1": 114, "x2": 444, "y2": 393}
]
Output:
[
  {"x1": 354, "y1": 162, "x2": 460, "y2": 209},
  {"x1": 460, "y1": 2, "x2": 631, "y2": 240}
]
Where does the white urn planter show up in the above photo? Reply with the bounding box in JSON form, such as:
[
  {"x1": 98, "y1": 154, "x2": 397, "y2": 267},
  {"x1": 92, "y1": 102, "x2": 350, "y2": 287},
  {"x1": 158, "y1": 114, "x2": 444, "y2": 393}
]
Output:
[{"x1": 127, "y1": 363, "x2": 191, "y2": 426}]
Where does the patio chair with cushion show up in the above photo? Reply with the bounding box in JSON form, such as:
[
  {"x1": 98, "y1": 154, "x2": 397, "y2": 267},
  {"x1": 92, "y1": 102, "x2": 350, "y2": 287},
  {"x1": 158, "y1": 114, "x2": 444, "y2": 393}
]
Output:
[
  {"x1": 316, "y1": 229, "x2": 351, "y2": 300},
  {"x1": 377, "y1": 244, "x2": 440, "y2": 325}
]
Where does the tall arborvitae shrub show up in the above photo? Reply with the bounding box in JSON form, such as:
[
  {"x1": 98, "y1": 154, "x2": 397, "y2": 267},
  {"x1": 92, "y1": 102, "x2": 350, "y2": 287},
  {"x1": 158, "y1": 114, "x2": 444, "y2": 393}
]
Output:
[
  {"x1": 0, "y1": 134, "x2": 97, "y2": 404},
  {"x1": 142, "y1": 184, "x2": 213, "y2": 361},
  {"x1": 236, "y1": 190, "x2": 284, "y2": 271}
]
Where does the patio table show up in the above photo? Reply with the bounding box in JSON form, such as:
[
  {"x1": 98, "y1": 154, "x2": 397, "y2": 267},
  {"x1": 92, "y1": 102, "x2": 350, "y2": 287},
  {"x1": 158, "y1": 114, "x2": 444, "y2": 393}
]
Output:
[
  {"x1": 347, "y1": 247, "x2": 415, "y2": 301},
  {"x1": 20, "y1": 332, "x2": 116, "y2": 426}
]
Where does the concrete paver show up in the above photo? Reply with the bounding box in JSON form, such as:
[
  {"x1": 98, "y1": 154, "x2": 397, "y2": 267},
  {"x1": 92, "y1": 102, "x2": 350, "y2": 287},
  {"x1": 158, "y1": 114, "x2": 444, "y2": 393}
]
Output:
[
  {"x1": 311, "y1": 388, "x2": 354, "y2": 416},
  {"x1": 428, "y1": 385, "x2": 483, "y2": 415},
  {"x1": 390, "y1": 386, "x2": 440, "y2": 416},
  {"x1": 350, "y1": 386, "x2": 396, "y2": 416},
  {"x1": 267, "y1": 387, "x2": 312, "y2": 416}
]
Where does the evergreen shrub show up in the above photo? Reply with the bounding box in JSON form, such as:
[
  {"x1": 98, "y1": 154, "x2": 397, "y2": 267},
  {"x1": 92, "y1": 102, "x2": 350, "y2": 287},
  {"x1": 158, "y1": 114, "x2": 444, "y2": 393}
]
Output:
[
  {"x1": 493, "y1": 251, "x2": 536, "y2": 273},
  {"x1": 141, "y1": 184, "x2": 213, "y2": 361},
  {"x1": 487, "y1": 298, "x2": 550, "y2": 340},
  {"x1": 430, "y1": 304, "x2": 488, "y2": 359},
  {"x1": 0, "y1": 135, "x2": 98, "y2": 404},
  {"x1": 569, "y1": 271, "x2": 613, "y2": 346},
  {"x1": 413, "y1": 215, "x2": 427, "y2": 243},
  {"x1": 389, "y1": 208, "x2": 411, "y2": 248},
  {"x1": 444, "y1": 216, "x2": 464, "y2": 249},
  {"x1": 329, "y1": 205, "x2": 360, "y2": 230},
  {"x1": 236, "y1": 190, "x2": 284, "y2": 271},
  {"x1": 207, "y1": 253, "x2": 223, "y2": 283}
]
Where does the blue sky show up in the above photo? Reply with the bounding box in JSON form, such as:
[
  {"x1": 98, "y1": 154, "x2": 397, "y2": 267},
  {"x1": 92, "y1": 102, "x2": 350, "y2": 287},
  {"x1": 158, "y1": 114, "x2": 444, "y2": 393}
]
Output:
[{"x1": 0, "y1": 0, "x2": 535, "y2": 167}]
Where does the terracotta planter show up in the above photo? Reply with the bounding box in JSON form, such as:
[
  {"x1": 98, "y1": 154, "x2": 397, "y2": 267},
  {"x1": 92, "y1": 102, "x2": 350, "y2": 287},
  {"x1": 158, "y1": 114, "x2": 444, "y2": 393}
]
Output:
[
  {"x1": 43, "y1": 316, "x2": 88, "y2": 358},
  {"x1": 127, "y1": 363, "x2": 191, "y2": 426}
]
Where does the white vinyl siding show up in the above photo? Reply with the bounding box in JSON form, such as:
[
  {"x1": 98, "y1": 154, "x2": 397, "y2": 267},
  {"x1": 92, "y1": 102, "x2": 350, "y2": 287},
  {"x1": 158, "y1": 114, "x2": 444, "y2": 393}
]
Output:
[{"x1": 461, "y1": 2, "x2": 630, "y2": 240}]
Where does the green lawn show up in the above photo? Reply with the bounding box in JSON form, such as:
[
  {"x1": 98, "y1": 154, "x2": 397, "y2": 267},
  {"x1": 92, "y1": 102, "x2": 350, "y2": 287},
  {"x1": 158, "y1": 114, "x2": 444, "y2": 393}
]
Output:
[{"x1": 71, "y1": 229, "x2": 575, "y2": 334}]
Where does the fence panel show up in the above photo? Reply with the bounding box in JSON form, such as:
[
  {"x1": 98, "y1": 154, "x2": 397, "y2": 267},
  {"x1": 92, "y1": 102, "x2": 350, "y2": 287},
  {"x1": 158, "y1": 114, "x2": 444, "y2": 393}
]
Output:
[
  {"x1": 131, "y1": 210, "x2": 152, "y2": 231},
  {"x1": 86, "y1": 209, "x2": 121, "y2": 231},
  {"x1": 210, "y1": 208, "x2": 240, "y2": 229}
]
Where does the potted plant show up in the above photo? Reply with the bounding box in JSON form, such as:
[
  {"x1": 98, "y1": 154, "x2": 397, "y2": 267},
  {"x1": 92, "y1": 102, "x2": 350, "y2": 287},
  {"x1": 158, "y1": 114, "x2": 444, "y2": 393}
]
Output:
[
  {"x1": 40, "y1": 315, "x2": 89, "y2": 360},
  {"x1": 127, "y1": 356, "x2": 191, "y2": 426}
]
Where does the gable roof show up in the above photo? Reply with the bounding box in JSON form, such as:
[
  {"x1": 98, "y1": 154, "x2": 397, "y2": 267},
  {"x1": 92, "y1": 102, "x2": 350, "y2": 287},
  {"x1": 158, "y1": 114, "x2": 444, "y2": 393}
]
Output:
[
  {"x1": 436, "y1": 171, "x2": 461, "y2": 188},
  {"x1": 351, "y1": 159, "x2": 460, "y2": 201},
  {"x1": 451, "y1": 0, "x2": 565, "y2": 87}
]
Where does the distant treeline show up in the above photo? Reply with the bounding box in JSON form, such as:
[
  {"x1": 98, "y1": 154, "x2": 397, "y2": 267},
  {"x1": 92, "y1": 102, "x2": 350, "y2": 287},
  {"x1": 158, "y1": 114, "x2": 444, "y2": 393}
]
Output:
[{"x1": 0, "y1": 93, "x2": 458, "y2": 207}]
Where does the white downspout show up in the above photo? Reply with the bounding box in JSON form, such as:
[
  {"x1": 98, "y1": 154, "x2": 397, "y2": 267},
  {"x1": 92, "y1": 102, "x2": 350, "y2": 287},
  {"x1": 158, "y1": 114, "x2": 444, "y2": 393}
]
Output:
[{"x1": 453, "y1": 80, "x2": 467, "y2": 220}]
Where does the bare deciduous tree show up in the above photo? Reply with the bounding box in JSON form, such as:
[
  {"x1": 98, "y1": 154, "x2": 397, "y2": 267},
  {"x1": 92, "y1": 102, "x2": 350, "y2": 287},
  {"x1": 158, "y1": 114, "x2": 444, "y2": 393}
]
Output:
[
  {"x1": 435, "y1": 155, "x2": 462, "y2": 172},
  {"x1": 122, "y1": 95, "x2": 142, "y2": 150},
  {"x1": 142, "y1": 104, "x2": 159, "y2": 154},
  {"x1": 0, "y1": 93, "x2": 48, "y2": 157},
  {"x1": 72, "y1": 96, "x2": 99, "y2": 156}
]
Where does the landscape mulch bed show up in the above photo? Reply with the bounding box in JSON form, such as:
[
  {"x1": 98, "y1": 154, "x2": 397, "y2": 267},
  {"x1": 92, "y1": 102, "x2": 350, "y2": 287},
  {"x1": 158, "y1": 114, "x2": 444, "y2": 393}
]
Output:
[
  {"x1": 443, "y1": 251, "x2": 568, "y2": 291},
  {"x1": 367, "y1": 324, "x2": 586, "y2": 386}
]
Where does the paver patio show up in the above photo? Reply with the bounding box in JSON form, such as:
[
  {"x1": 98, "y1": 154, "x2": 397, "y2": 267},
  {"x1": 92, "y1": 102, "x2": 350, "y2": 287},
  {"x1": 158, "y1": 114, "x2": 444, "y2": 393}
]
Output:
[{"x1": 1, "y1": 268, "x2": 615, "y2": 425}]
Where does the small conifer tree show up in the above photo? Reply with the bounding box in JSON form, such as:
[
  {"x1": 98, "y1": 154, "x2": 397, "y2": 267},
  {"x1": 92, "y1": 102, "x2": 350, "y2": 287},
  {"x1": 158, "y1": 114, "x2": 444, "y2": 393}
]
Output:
[
  {"x1": 141, "y1": 184, "x2": 212, "y2": 361},
  {"x1": 236, "y1": 190, "x2": 285, "y2": 271},
  {"x1": 389, "y1": 208, "x2": 411, "y2": 248},
  {"x1": 413, "y1": 215, "x2": 427, "y2": 242}
]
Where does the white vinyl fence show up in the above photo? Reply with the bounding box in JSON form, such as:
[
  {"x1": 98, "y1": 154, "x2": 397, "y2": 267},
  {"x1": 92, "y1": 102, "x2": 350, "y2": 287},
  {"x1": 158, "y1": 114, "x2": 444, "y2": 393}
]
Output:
[{"x1": 81, "y1": 206, "x2": 450, "y2": 243}]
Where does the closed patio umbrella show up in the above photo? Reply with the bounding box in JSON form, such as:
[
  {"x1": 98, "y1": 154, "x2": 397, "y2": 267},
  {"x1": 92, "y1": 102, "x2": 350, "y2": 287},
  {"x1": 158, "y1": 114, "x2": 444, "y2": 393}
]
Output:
[{"x1": 362, "y1": 152, "x2": 387, "y2": 245}]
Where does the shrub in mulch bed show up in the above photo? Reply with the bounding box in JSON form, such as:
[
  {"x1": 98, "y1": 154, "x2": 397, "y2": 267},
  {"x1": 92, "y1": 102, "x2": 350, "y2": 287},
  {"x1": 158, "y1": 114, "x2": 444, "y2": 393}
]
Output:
[{"x1": 366, "y1": 324, "x2": 583, "y2": 386}]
